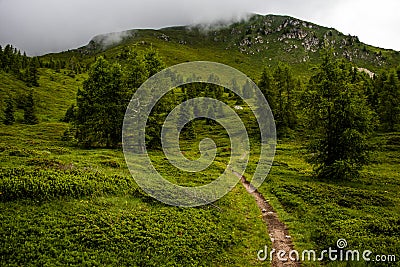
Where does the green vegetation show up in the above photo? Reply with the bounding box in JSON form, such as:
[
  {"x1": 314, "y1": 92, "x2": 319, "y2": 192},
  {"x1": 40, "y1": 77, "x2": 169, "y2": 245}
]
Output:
[
  {"x1": 302, "y1": 50, "x2": 375, "y2": 180},
  {"x1": 0, "y1": 121, "x2": 270, "y2": 266},
  {"x1": 1, "y1": 13, "x2": 400, "y2": 266},
  {"x1": 256, "y1": 135, "x2": 400, "y2": 266}
]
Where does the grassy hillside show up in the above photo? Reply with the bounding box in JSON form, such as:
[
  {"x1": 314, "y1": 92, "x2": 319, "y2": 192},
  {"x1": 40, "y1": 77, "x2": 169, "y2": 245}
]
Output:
[
  {"x1": 1, "y1": 13, "x2": 399, "y2": 266},
  {"x1": 0, "y1": 69, "x2": 83, "y2": 122},
  {"x1": 42, "y1": 14, "x2": 400, "y2": 80}
]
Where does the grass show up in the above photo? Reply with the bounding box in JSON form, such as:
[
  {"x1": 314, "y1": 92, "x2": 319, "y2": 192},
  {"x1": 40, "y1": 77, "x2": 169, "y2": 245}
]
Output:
[
  {"x1": 1, "y1": 72, "x2": 399, "y2": 265},
  {"x1": 254, "y1": 136, "x2": 400, "y2": 266},
  {"x1": 40, "y1": 14, "x2": 400, "y2": 83},
  {"x1": 1, "y1": 13, "x2": 400, "y2": 264},
  {"x1": 0, "y1": 117, "x2": 271, "y2": 266}
]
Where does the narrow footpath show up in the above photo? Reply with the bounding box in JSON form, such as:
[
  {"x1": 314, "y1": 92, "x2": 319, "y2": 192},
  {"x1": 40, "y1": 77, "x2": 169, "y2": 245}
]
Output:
[{"x1": 232, "y1": 170, "x2": 301, "y2": 267}]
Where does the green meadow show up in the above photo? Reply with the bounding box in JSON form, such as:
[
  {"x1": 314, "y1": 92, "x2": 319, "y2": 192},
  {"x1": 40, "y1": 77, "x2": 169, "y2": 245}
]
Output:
[{"x1": 1, "y1": 13, "x2": 400, "y2": 266}]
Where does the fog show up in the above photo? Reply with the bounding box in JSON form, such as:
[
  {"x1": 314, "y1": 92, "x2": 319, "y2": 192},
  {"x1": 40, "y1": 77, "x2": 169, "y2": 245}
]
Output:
[{"x1": 0, "y1": 0, "x2": 399, "y2": 55}]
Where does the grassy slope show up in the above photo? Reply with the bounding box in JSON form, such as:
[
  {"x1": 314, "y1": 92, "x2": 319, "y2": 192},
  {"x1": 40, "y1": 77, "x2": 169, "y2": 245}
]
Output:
[
  {"x1": 1, "y1": 13, "x2": 400, "y2": 266},
  {"x1": 253, "y1": 137, "x2": 400, "y2": 266},
  {"x1": 41, "y1": 14, "x2": 400, "y2": 83},
  {"x1": 0, "y1": 116, "x2": 270, "y2": 266},
  {"x1": 0, "y1": 69, "x2": 83, "y2": 123}
]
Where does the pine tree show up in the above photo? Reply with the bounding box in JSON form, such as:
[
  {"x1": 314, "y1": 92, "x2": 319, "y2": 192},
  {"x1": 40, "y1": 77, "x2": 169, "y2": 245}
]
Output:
[
  {"x1": 3, "y1": 44, "x2": 13, "y2": 72},
  {"x1": 25, "y1": 58, "x2": 39, "y2": 87},
  {"x1": 62, "y1": 104, "x2": 75, "y2": 123},
  {"x1": 144, "y1": 48, "x2": 165, "y2": 77},
  {"x1": 302, "y1": 49, "x2": 375, "y2": 180},
  {"x1": 0, "y1": 45, "x2": 3, "y2": 70},
  {"x1": 259, "y1": 64, "x2": 297, "y2": 134},
  {"x1": 231, "y1": 78, "x2": 244, "y2": 105},
  {"x1": 23, "y1": 91, "x2": 39, "y2": 125},
  {"x1": 177, "y1": 101, "x2": 196, "y2": 140},
  {"x1": 242, "y1": 80, "x2": 254, "y2": 99},
  {"x1": 3, "y1": 96, "x2": 15, "y2": 125},
  {"x1": 124, "y1": 49, "x2": 148, "y2": 93},
  {"x1": 74, "y1": 57, "x2": 124, "y2": 147},
  {"x1": 206, "y1": 102, "x2": 216, "y2": 125},
  {"x1": 378, "y1": 70, "x2": 400, "y2": 131},
  {"x1": 258, "y1": 68, "x2": 275, "y2": 111}
]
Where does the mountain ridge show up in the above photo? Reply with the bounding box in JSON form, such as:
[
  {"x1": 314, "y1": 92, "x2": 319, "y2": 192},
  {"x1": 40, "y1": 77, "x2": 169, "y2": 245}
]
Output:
[{"x1": 42, "y1": 13, "x2": 400, "y2": 78}]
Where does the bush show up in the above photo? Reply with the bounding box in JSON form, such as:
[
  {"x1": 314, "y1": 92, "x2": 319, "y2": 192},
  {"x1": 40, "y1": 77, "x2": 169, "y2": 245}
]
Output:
[{"x1": 0, "y1": 168, "x2": 141, "y2": 201}]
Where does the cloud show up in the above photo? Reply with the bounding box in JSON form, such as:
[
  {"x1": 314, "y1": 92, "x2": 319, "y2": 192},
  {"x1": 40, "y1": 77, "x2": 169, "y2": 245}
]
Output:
[
  {"x1": 92, "y1": 30, "x2": 135, "y2": 49},
  {"x1": 0, "y1": 0, "x2": 399, "y2": 55}
]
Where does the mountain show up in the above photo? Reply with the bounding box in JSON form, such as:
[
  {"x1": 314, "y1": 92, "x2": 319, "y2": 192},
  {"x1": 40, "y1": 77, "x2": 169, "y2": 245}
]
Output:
[
  {"x1": 45, "y1": 14, "x2": 400, "y2": 79},
  {"x1": 3, "y1": 14, "x2": 400, "y2": 122}
]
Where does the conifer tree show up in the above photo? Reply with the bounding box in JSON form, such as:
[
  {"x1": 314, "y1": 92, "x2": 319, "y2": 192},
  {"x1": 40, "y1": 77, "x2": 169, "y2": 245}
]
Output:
[
  {"x1": 378, "y1": 70, "x2": 400, "y2": 131},
  {"x1": 258, "y1": 68, "x2": 275, "y2": 111},
  {"x1": 124, "y1": 49, "x2": 148, "y2": 93},
  {"x1": 258, "y1": 64, "x2": 297, "y2": 134},
  {"x1": 242, "y1": 80, "x2": 254, "y2": 99},
  {"x1": 177, "y1": 101, "x2": 196, "y2": 140},
  {"x1": 3, "y1": 96, "x2": 15, "y2": 125},
  {"x1": 144, "y1": 48, "x2": 165, "y2": 77},
  {"x1": 74, "y1": 57, "x2": 124, "y2": 147},
  {"x1": 25, "y1": 58, "x2": 39, "y2": 87},
  {"x1": 302, "y1": 49, "x2": 375, "y2": 180},
  {"x1": 23, "y1": 91, "x2": 39, "y2": 125}
]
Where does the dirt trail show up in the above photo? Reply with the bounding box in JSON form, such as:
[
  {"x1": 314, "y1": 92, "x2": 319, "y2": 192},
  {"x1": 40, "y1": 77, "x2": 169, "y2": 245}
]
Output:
[{"x1": 232, "y1": 170, "x2": 300, "y2": 267}]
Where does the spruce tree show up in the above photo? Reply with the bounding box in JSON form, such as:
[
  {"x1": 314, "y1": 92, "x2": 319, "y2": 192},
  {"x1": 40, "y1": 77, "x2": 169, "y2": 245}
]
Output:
[
  {"x1": 258, "y1": 68, "x2": 275, "y2": 112},
  {"x1": 25, "y1": 58, "x2": 39, "y2": 87},
  {"x1": 259, "y1": 64, "x2": 297, "y2": 135},
  {"x1": 302, "y1": 49, "x2": 375, "y2": 180},
  {"x1": 378, "y1": 71, "x2": 400, "y2": 131},
  {"x1": 177, "y1": 101, "x2": 196, "y2": 140},
  {"x1": 62, "y1": 104, "x2": 75, "y2": 123},
  {"x1": 23, "y1": 91, "x2": 39, "y2": 125},
  {"x1": 124, "y1": 49, "x2": 148, "y2": 93},
  {"x1": 242, "y1": 80, "x2": 254, "y2": 99},
  {"x1": 3, "y1": 96, "x2": 15, "y2": 125},
  {"x1": 0, "y1": 45, "x2": 3, "y2": 70},
  {"x1": 75, "y1": 57, "x2": 124, "y2": 147},
  {"x1": 144, "y1": 48, "x2": 165, "y2": 77}
]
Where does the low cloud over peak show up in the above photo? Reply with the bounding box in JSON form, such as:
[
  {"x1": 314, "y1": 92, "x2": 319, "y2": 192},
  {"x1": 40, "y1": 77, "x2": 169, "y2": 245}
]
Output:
[{"x1": 0, "y1": 0, "x2": 399, "y2": 55}]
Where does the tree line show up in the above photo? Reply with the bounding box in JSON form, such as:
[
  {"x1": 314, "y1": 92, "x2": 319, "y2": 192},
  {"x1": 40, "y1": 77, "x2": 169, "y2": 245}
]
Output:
[
  {"x1": 258, "y1": 49, "x2": 400, "y2": 179},
  {"x1": 65, "y1": 47, "x2": 400, "y2": 180},
  {"x1": 3, "y1": 43, "x2": 399, "y2": 181},
  {"x1": 63, "y1": 48, "x2": 166, "y2": 148},
  {"x1": 0, "y1": 44, "x2": 40, "y2": 87}
]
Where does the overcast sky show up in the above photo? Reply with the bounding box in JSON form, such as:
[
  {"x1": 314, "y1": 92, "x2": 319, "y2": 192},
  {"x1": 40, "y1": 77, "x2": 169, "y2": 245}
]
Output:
[{"x1": 0, "y1": 0, "x2": 399, "y2": 55}]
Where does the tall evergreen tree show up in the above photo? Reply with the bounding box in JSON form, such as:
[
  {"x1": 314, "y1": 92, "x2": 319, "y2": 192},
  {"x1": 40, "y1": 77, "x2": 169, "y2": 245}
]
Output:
[
  {"x1": 231, "y1": 78, "x2": 244, "y2": 105},
  {"x1": 3, "y1": 96, "x2": 15, "y2": 125},
  {"x1": 25, "y1": 58, "x2": 39, "y2": 87},
  {"x1": 144, "y1": 48, "x2": 165, "y2": 77},
  {"x1": 124, "y1": 49, "x2": 148, "y2": 93},
  {"x1": 302, "y1": 49, "x2": 375, "y2": 180},
  {"x1": 74, "y1": 57, "x2": 124, "y2": 147},
  {"x1": 206, "y1": 102, "x2": 217, "y2": 126},
  {"x1": 23, "y1": 91, "x2": 39, "y2": 125},
  {"x1": 177, "y1": 101, "x2": 196, "y2": 140},
  {"x1": 0, "y1": 45, "x2": 3, "y2": 69},
  {"x1": 258, "y1": 64, "x2": 297, "y2": 134},
  {"x1": 242, "y1": 80, "x2": 254, "y2": 99},
  {"x1": 62, "y1": 104, "x2": 76, "y2": 123},
  {"x1": 258, "y1": 68, "x2": 275, "y2": 111},
  {"x1": 378, "y1": 70, "x2": 400, "y2": 131}
]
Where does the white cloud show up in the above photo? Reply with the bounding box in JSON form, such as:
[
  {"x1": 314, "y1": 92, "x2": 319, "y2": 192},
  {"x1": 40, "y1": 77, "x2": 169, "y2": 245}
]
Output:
[{"x1": 0, "y1": 0, "x2": 399, "y2": 55}]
